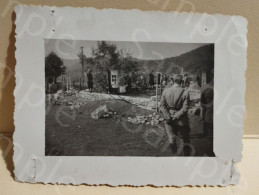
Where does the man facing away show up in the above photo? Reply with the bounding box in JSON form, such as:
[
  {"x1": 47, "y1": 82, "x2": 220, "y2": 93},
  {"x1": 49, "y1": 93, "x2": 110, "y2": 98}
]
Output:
[
  {"x1": 87, "y1": 70, "x2": 93, "y2": 93},
  {"x1": 201, "y1": 71, "x2": 214, "y2": 138},
  {"x1": 160, "y1": 75, "x2": 191, "y2": 156},
  {"x1": 149, "y1": 70, "x2": 155, "y2": 89}
]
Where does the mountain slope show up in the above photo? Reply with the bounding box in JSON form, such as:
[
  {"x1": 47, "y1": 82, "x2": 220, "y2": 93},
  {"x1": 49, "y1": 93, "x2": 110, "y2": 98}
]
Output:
[
  {"x1": 134, "y1": 44, "x2": 214, "y2": 75},
  {"x1": 62, "y1": 44, "x2": 214, "y2": 78}
]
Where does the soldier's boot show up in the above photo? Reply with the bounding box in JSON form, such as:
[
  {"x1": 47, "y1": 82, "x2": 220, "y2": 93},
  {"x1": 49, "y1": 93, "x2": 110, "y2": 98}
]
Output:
[
  {"x1": 170, "y1": 143, "x2": 177, "y2": 153},
  {"x1": 175, "y1": 136, "x2": 184, "y2": 155},
  {"x1": 183, "y1": 145, "x2": 191, "y2": 156},
  {"x1": 170, "y1": 136, "x2": 183, "y2": 155}
]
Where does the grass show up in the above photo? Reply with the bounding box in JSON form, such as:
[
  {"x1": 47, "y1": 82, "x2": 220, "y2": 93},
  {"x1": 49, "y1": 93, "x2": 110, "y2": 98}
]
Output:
[{"x1": 45, "y1": 98, "x2": 214, "y2": 156}]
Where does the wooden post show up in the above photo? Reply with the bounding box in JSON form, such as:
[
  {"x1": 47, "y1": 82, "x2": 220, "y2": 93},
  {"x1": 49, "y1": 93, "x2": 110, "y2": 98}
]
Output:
[
  {"x1": 156, "y1": 84, "x2": 158, "y2": 112},
  {"x1": 160, "y1": 82, "x2": 162, "y2": 97},
  {"x1": 61, "y1": 75, "x2": 65, "y2": 93},
  {"x1": 66, "y1": 75, "x2": 68, "y2": 92},
  {"x1": 80, "y1": 46, "x2": 84, "y2": 90},
  {"x1": 69, "y1": 74, "x2": 71, "y2": 90}
]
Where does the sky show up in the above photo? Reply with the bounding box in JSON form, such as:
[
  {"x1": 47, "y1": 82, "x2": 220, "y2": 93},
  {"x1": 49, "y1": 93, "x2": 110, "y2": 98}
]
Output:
[{"x1": 45, "y1": 39, "x2": 209, "y2": 60}]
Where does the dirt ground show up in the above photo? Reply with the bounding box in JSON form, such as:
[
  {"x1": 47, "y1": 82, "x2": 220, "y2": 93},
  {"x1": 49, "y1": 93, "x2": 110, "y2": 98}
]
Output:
[{"x1": 45, "y1": 98, "x2": 214, "y2": 156}]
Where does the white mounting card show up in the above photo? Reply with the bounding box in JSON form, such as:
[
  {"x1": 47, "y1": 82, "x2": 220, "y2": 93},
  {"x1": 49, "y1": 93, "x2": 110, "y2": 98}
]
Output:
[{"x1": 14, "y1": 6, "x2": 247, "y2": 186}]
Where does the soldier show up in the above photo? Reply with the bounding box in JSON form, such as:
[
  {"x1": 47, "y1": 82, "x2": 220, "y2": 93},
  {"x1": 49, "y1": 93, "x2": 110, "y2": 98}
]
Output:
[
  {"x1": 87, "y1": 70, "x2": 93, "y2": 93},
  {"x1": 149, "y1": 70, "x2": 155, "y2": 89},
  {"x1": 201, "y1": 70, "x2": 214, "y2": 137},
  {"x1": 160, "y1": 75, "x2": 191, "y2": 156}
]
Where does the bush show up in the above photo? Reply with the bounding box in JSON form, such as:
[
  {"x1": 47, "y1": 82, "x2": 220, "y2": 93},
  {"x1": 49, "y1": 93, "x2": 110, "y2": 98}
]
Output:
[{"x1": 94, "y1": 72, "x2": 109, "y2": 93}]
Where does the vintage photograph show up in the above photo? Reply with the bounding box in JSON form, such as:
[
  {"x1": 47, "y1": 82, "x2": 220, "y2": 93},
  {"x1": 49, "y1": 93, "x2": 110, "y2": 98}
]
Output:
[{"x1": 45, "y1": 39, "x2": 215, "y2": 157}]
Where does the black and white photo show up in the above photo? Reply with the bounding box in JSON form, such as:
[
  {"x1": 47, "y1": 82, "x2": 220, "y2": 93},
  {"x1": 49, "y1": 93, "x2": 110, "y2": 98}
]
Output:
[
  {"x1": 14, "y1": 6, "x2": 246, "y2": 185},
  {"x1": 45, "y1": 40, "x2": 215, "y2": 157}
]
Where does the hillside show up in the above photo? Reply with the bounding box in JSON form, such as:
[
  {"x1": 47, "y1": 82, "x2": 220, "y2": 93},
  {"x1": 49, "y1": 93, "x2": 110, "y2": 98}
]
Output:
[
  {"x1": 62, "y1": 44, "x2": 214, "y2": 77},
  {"x1": 134, "y1": 44, "x2": 214, "y2": 75}
]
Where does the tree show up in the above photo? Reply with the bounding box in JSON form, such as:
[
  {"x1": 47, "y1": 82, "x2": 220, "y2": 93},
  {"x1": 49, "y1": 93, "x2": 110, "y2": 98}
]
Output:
[
  {"x1": 119, "y1": 52, "x2": 137, "y2": 74},
  {"x1": 92, "y1": 41, "x2": 120, "y2": 71},
  {"x1": 45, "y1": 52, "x2": 66, "y2": 83},
  {"x1": 90, "y1": 41, "x2": 120, "y2": 92},
  {"x1": 90, "y1": 41, "x2": 138, "y2": 92}
]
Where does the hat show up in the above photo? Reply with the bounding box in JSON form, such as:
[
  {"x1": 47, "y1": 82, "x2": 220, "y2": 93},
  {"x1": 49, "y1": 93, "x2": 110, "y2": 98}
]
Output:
[{"x1": 173, "y1": 75, "x2": 183, "y2": 84}]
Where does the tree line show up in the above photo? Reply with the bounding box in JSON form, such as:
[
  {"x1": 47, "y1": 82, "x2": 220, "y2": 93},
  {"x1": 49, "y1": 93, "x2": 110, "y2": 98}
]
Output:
[{"x1": 45, "y1": 41, "x2": 138, "y2": 93}]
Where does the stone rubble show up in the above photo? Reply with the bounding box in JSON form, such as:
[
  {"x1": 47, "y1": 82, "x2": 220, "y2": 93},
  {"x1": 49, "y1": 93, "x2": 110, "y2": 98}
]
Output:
[
  {"x1": 91, "y1": 105, "x2": 109, "y2": 119},
  {"x1": 127, "y1": 112, "x2": 165, "y2": 126},
  {"x1": 75, "y1": 91, "x2": 157, "y2": 110},
  {"x1": 91, "y1": 105, "x2": 118, "y2": 120}
]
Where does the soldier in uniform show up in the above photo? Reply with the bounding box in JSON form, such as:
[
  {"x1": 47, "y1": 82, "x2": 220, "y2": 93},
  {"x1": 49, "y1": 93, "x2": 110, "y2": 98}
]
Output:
[
  {"x1": 160, "y1": 75, "x2": 191, "y2": 156},
  {"x1": 87, "y1": 70, "x2": 94, "y2": 93},
  {"x1": 201, "y1": 70, "x2": 214, "y2": 137}
]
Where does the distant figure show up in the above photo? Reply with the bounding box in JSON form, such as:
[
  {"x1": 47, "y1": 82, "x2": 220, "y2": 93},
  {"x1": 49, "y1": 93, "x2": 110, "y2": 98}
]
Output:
[
  {"x1": 182, "y1": 74, "x2": 189, "y2": 88},
  {"x1": 161, "y1": 74, "x2": 168, "y2": 87},
  {"x1": 118, "y1": 74, "x2": 126, "y2": 93},
  {"x1": 201, "y1": 72, "x2": 214, "y2": 137},
  {"x1": 87, "y1": 70, "x2": 93, "y2": 93},
  {"x1": 139, "y1": 75, "x2": 147, "y2": 89},
  {"x1": 142, "y1": 75, "x2": 147, "y2": 86},
  {"x1": 160, "y1": 75, "x2": 191, "y2": 156},
  {"x1": 165, "y1": 75, "x2": 174, "y2": 89},
  {"x1": 126, "y1": 74, "x2": 132, "y2": 92},
  {"x1": 196, "y1": 74, "x2": 201, "y2": 87},
  {"x1": 149, "y1": 71, "x2": 155, "y2": 89}
]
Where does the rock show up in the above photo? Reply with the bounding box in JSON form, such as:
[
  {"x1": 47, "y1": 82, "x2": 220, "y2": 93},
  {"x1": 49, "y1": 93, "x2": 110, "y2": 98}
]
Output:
[
  {"x1": 53, "y1": 93, "x2": 59, "y2": 100},
  {"x1": 103, "y1": 114, "x2": 110, "y2": 118},
  {"x1": 91, "y1": 105, "x2": 108, "y2": 119}
]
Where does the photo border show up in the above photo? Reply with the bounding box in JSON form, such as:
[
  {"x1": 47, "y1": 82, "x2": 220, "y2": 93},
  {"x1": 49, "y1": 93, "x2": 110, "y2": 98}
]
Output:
[{"x1": 14, "y1": 6, "x2": 247, "y2": 186}]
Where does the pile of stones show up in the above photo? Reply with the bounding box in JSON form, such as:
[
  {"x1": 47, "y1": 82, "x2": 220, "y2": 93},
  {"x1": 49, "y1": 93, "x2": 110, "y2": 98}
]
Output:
[
  {"x1": 127, "y1": 112, "x2": 165, "y2": 126},
  {"x1": 102, "y1": 109, "x2": 118, "y2": 118},
  {"x1": 75, "y1": 91, "x2": 112, "y2": 101},
  {"x1": 68, "y1": 101, "x2": 85, "y2": 110},
  {"x1": 91, "y1": 105, "x2": 118, "y2": 119}
]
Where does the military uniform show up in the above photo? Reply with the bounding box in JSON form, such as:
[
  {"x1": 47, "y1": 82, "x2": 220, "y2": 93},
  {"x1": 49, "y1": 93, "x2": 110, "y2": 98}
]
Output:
[
  {"x1": 201, "y1": 81, "x2": 213, "y2": 137},
  {"x1": 160, "y1": 83, "x2": 191, "y2": 155}
]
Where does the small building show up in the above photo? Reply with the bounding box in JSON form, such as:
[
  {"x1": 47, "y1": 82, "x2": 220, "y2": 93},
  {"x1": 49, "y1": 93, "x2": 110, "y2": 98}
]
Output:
[{"x1": 110, "y1": 70, "x2": 119, "y2": 88}]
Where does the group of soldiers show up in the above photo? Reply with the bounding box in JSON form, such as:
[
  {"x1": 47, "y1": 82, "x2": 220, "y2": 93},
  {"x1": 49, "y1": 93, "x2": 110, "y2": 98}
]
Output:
[
  {"x1": 159, "y1": 74, "x2": 213, "y2": 156},
  {"x1": 148, "y1": 71, "x2": 201, "y2": 90}
]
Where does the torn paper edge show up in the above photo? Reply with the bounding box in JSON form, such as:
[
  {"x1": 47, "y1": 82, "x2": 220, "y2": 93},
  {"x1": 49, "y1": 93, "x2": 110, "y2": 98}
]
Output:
[{"x1": 13, "y1": 6, "x2": 247, "y2": 186}]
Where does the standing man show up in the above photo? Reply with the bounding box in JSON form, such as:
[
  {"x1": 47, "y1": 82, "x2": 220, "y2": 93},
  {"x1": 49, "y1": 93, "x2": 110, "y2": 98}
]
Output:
[
  {"x1": 126, "y1": 74, "x2": 132, "y2": 93},
  {"x1": 118, "y1": 73, "x2": 126, "y2": 94},
  {"x1": 149, "y1": 70, "x2": 155, "y2": 89},
  {"x1": 201, "y1": 71, "x2": 214, "y2": 137},
  {"x1": 160, "y1": 75, "x2": 191, "y2": 156},
  {"x1": 161, "y1": 74, "x2": 168, "y2": 87},
  {"x1": 182, "y1": 74, "x2": 188, "y2": 88},
  {"x1": 87, "y1": 69, "x2": 93, "y2": 93},
  {"x1": 196, "y1": 74, "x2": 201, "y2": 87}
]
